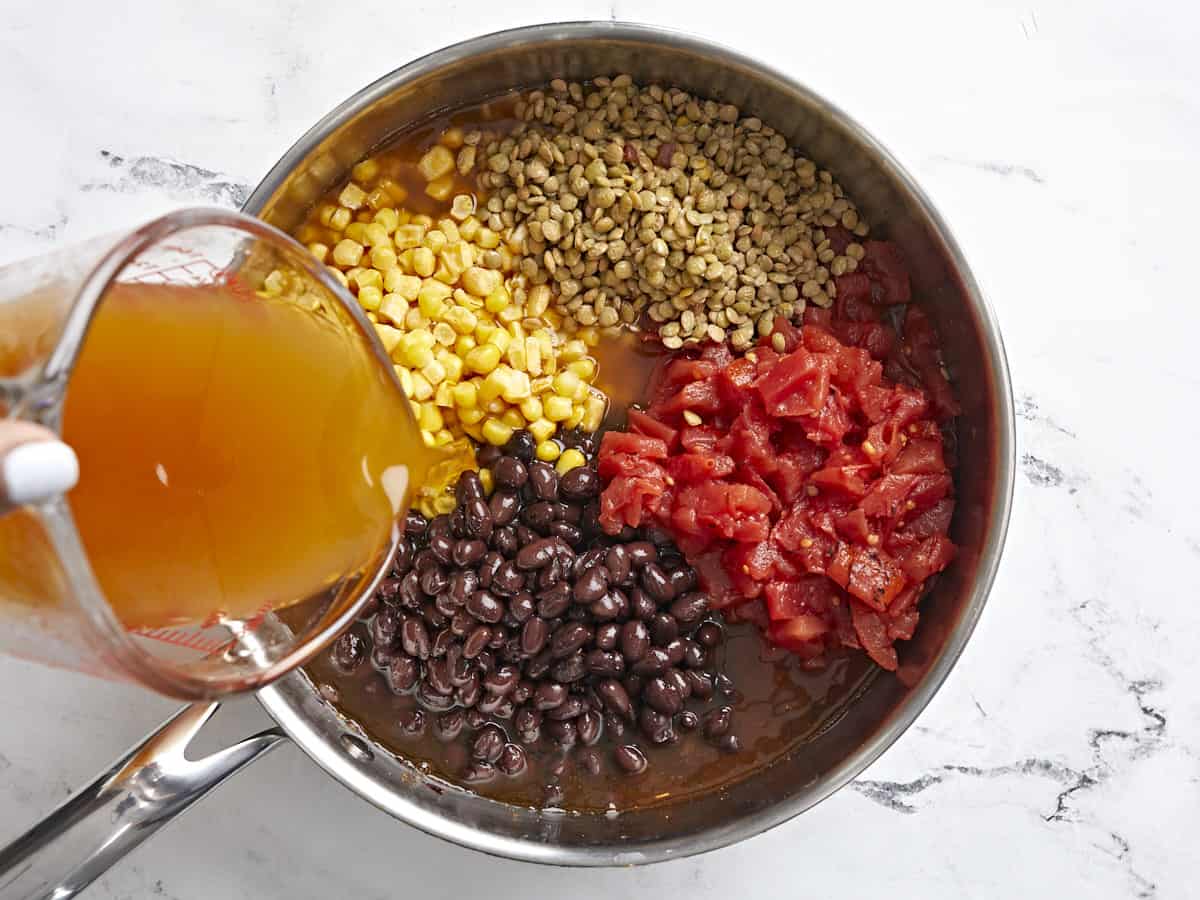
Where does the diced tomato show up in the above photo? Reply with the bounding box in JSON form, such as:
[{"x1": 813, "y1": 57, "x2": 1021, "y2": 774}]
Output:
[
  {"x1": 663, "y1": 358, "x2": 718, "y2": 388},
  {"x1": 755, "y1": 348, "x2": 832, "y2": 418},
  {"x1": 846, "y1": 546, "x2": 906, "y2": 611},
  {"x1": 679, "y1": 425, "x2": 722, "y2": 454},
  {"x1": 767, "y1": 315, "x2": 803, "y2": 353},
  {"x1": 810, "y1": 466, "x2": 868, "y2": 498},
  {"x1": 827, "y1": 543, "x2": 853, "y2": 589},
  {"x1": 895, "y1": 534, "x2": 956, "y2": 584},
  {"x1": 667, "y1": 452, "x2": 735, "y2": 481},
  {"x1": 852, "y1": 604, "x2": 899, "y2": 670},
  {"x1": 860, "y1": 473, "x2": 917, "y2": 520},
  {"x1": 626, "y1": 408, "x2": 679, "y2": 451},
  {"x1": 768, "y1": 615, "x2": 831, "y2": 651},
  {"x1": 764, "y1": 577, "x2": 839, "y2": 621},
  {"x1": 600, "y1": 430, "x2": 668, "y2": 459},
  {"x1": 835, "y1": 508, "x2": 872, "y2": 544},
  {"x1": 899, "y1": 497, "x2": 955, "y2": 541},
  {"x1": 893, "y1": 438, "x2": 945, "y2": 475},
  {"x1": 824, "y1": 225, "x2": 854, "y2": 254},
  {"x1": 834, "y1": 272, "x2": 872, "y2": 307}
]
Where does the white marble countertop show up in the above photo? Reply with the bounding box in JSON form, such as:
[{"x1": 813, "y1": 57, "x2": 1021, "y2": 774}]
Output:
[{"x1": 2, "y1": 1, "x2": 1196, "y2": 896}]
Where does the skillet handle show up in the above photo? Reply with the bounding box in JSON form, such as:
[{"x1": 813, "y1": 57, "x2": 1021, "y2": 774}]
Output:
[{"x1": 0, "y1": 702, "x2": 286, "y2": 900}]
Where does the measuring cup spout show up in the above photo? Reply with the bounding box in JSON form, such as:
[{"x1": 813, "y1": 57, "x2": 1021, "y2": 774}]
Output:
[{"x1": 0, "y1": 702, "x2": 286, "y2": 899}]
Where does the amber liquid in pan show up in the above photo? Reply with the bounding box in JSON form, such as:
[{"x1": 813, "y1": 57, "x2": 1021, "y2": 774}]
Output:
[{"x1": 0, "y1": 282, "x2": 436, "y2": 631}]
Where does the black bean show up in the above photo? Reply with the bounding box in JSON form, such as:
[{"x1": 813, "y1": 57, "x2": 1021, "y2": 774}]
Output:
[
  {"x1": 549, "y1": 521, "x2": 582, "y2": 544},
  {"x1": 430, "y1": 533, "x2": 454, "y2": 565},
  {"x1": 489, "y1": 490, "x2": 520, "y2": 526},
  {"x1": 670, "y1": 592, "x2": 709, "y2": 629},
  {"x1": 472, "y1": 724, "x2": 506, "y2": 763},
  {"x1": 477, "y1": 552, "x2": 503, "y2": 589},
  {"x1": 586, "y1": 649, "x2": 625, "y2": 678},
  {"x1": 676, "y1": 710, "x2": 699, "y2": 731},
  {"x1": 357, "y1": 596, "x2": 380, "y2": 622},
  {"x1": 514, "y1": 705, "x2": 541, "y2": 735},
  {"x1": 639, "y1": 707, "x2": 675, "y2": 744},
  {"x1": 454, "y1": 469, "x2": 484, "y2": 504},
  {"x1": 551, "y1": 652, "x2": 588, "y2": 683},
  {"x1": 533, "y1": 681, "x2": 566, "y2": 710},
  {"x1": 462, "y1": 761, "x2": 495, "y2": 782},
  {"x1": 399, "y1": 571, "x2": 423, "y2": 609},
  {"x1": 640, "y1": 562, "x2": 675, "y2": 603},
  {"x1": 594, "y1": 622, "x2": 620, "y2": 650},
  {"x1": 682, "y1": 640, "x2": 706, "y2": 668},
  {"x1": 450, "y1": 506, "x2": 468, "y2": 539},
  {"x1": 614, "y1": 744, "x2": 648, "y2": 775},
  {"x1": 559, "y1": 503, "x2": 583, "y2": 525},
  {"x1": 604, "y1": 545, "x2": 632, "y2": 585},
  {"x1": 491, "y1": 560, "x2": 525, "y2": 596},
  {"x1": 435, "y1": 709, "x2": 465, "y2": 741},
  {"x1": 528, "y1": 461, "x2": 559, "y2": 501},
  {"x1": 623, "y1": 673, "x2": 645, "y2": 697},
  {"x1": 420, "y1": 567, "x2": 448, "y2": 597},
  {"x1": 450, "y1": 610, "x2": 475, "y2": 637},
  {"x1": 717, "y1": 734, "x2": 742, "y2": 753},
  {"x1": 493, "y1": 456, "x2": 528, "y2": 490},
  {"x1": 399, "y1": 708, "x2": 426, "y2": 735},
  {"x1": 484, "y1": 664, "x2": 519, "y2": 695},
  {"x1": 503, "y1": 429, "x2": 536, "y2": 463},
  {"x1": 628, "y1": 588, "x2": 657, "y2": 620},
  {"x1": 619, "y1": 620, "x2": 650, "y2": 662},
  {"x1": 452, "y1": 539, "x2": 487, "y2": 568},
  {"x1": 573, "y1": 565, "x2": 609, "y2": 603},
  {"x1": 545, "y1": 696, "x2": 585, "y2": 721},
  {"x1": 578, "y1": 710, "x2": 602, "y2": 745},
  {"x1": 449, "y1": 654, "x2": 473, "y2": 687},
  {"x1": 573, "y1": 547, "x2": 607, "y2": 579},
  {"x1": 525, "y1": 649, "x2": 553, "y2": 679},
  {"x1": 387, "y1": 656, "x2": 418, "y2": 693},
  {"x1": 497, "y1": 743, "x2": 527, "y2": 776},
  {"x1": 522, "y1": 501, "x2": 557, "y2": 532},
  {"x1": 686, "y1": 670, "x2": 715, "y2": 700},
  {"x1": 715, "y1": 673, "x2": 736, "y2": 695},
  {"x1": 401, "y1": 617, "x2": 431, "y2": 659},
  {"x1": 648, "y1": 612, "x2": 679, "y2": 646},
  {"x1": 545, "y1": 718, "x2": 578, "y2": 747},
  {"x1": 604, "y1": 711, "x2": 627, "y2": 738},
  {"x1": 475, "y1": 649, "x2": 495, "y2": 672},
  {"x1": 631, "y1": 646, "x2": 671, "y2": 676},
  {"x1": 426, "y1": 658, "x2": 454, "y2": 696},
  {"x1": 464, "y1": 498, "x2": 494, "y2": 541},
  {"x1": 457, "y1": 674, "x2": 482, "y2": 708},
  {"x1": 625, "y1": 541, "x2": 658, "y2": 569},
  {"x1": 463, "y1": 625, "x2": 493, "y2": 659},
  {"x1": 515, "y1": 525, "x2": 538, "y2": 546},
  {"x1": 509, "y1": 592, "x2": 535, "y2": 623},
  {"x1": 702, "y1": 706, "x2": 733, "y2": 739},
  {"x1": 536, "y1": 583, "x2": 572, "y2": 618},
  {"x1": 694, "y1": 621, "x2": 723, "y2": 648},
  {"x1": 550, "y1": 622, "x2": 592, "y2": 658},
  {"x1": 476, "y1": 444, "x2": 502, "y2": 468},
  {"x1": 512, "y1": 680, "x2": 534, "y2": 704},
  {"x1": 597, "y1": 679, "x2": 633, "y2": 720},
  {"x1": 331, "y1": 632, "x2": 366, "y2": 673},
  {"x1": 447, "y1": 571, "x2": 476, "y2": 607},
  {"x1": 404, "y1": 510, "x2": 429, "y2": 537},
  {"x1": 664, "y1": 667, "x2": 691, "y2": 700},
  {"x1": 464, "y1": 590, "x2": 503, "y2": 624},
  {"x1": 664, "y1": 639, "x2": 686, "y2": 666},
  {"x1": 370, "y1": 644, "x2": 395, "y2": 670},
  {"x1": 644, "y1": 676, "x2": 683, "y2": 715},
  {"x1": 477, "y1": 692, "x2": 505, "y2": 715},
  {"x1": 559, "y1": 466, "x2": 599, "y2": 500},
  {"x1": 578, "y1": 749, "x2": 602, "y2": 776},
  {"x1": 516, "y1": 537, "x2": 557, "y2": 570},
  {"x1": 377, "y1": 576, "x2": 402, "y2": 603},
  {"x1": 434, "y1": 593, "x2": 458, "y2": 619},
  {"x1": 492, "y1": 525, "x2": 519, "y2": 557}
]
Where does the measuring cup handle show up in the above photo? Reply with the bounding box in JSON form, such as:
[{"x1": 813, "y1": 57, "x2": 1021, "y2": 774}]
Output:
[{"x1": 0, "y1": 702, "x2": 287, "y2": 900}]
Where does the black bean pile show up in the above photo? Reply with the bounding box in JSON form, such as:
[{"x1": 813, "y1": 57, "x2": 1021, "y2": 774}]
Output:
[{"x1": 329, "y1": 428, "x2": 740, "y2": 794}]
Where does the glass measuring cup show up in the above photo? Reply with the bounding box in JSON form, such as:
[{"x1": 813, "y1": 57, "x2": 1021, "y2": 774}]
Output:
[{"x1": 0, "y1": 208, "x2": 424, "y2": 699}]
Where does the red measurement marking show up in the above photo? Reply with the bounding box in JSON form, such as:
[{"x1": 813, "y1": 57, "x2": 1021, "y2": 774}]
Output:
[{"x1": 132, "y1": 627, "x2": 226, "y2": 656}]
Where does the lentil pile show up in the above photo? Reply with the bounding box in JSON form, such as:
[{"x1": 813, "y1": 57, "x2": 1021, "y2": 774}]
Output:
[{"x1": 329, "y1": 428, "x2": 740, "y2": 793}]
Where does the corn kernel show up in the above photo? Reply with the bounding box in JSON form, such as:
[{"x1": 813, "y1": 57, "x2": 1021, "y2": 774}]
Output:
[
  {"x1": 433, "y1": 428, "x2": 454, "y2": 447},
  {"x1": 363, "y1": 223, "x2": 389, "y2": 247},
  {"x1": 441, "y1": 353, "x2": 464, "y2": 382},
  {"x1": 476, "y1": 227, "x2": 501, "y2": 250},
  {"x1": 501, "y1": 408, "x2": 525, "y2": 429},
  {"x1": 394, "y1": 366, "x2": 414, "y2": 397},
  {"x1": 403, "y1": 247, "x2": 431, "y2": 279},
  {"x1": 458, "y1": 216, "x2": 481, "y2": 241},
  {"x1": 355, "y1": 210, "x2": 374, "y2": 223},
  {"x1": 559, "y1": 339, "x2": 588, "y2": 363},
  {"x1": 553, "y1": 370, "x2": 583, "y2": 399},
  {"x1": 482, "y1": 418, "x2": 514, "y2": 446},
  {"x1": 462, "y1": 266, "x2": 500, "y2": 298},
  {"x1": 556, "y1": 448, "x2": 586, "y2": 475},
  {"x1": 307, "y1": 242, "x2": 330, "y2": 264},
  {"x1": 326, "y1": 265, "x2": 349, "y2": 287},
  {"x1": 329, "y1": 207, "x2": 352, "y2": 232},
  {"x1": 478, "y1": 468, "x2": 494, "y2": 495},
  {"x1": 352, "y1": 159, "x2": 380, "y2": 183},
  {"x1": 386, "y1": 271, "x2": 421, "y2": 301},
  {"x1": 397, "y1": 332, "x2": 435, "y2": 368},
  {"x1": 432, "y1": 322, "x2": 457, "y2": 347},
  {"x1": 465, "y1": 343, "x2": 501, "y2": 375},
  {"x1": 479, "y1": 368, "x2": 508, "y2": 404},
  {"x1": 529, "y1": 418, "x2": 555, "y2": 443},
  {"x1": 373, "y1": 323, "x2": 402, "y2": 354},
  {"x1": 582, "y1": 393, "x2": 607, "y2": 433},
  {"x1": 418, "y1": 281, "x2": 452, "y2": 316},
  {"x1": 531, "y1": 375, "x2": 553, "y2": 395},
  {"x1": 422, "y1": 360, "x2": 447, "y2": 385},
  {"x1": 397, "y1": 249, "x2": 416, "y2": 273},
  {"x1": 372, "y1": 208, "x2": 399, "y2": 232},
  {"x1": 505, "y1": 341, "x2": 527, "y2": 371},
  {"x1": 526, "y1": 284, "x2": 552, "y2": 316},
  {"x1": 365, "y1": 187, "x2": 391, "y2": 211},
  {"x1": 452, "y1": 381, "x2": 478, "y2": 408},
  {"x1": 566, "y1": 405, "x2": 585, "y2": 429},
  {"x1": 544, "y1": 395, "x2": 573, "y2": 422},
  {"x1": 455, "y1": 335, "x2": 477, "y2": 357},
  {"x1": 410, "y1": 372, "x2": 434, "y2": 402},
  {"x1": 424, "y1": 230, "x2": 448, "y2": 255},
  {"x1": 579, "y1": 327, "x2": 600, "y2": 347},
  {"x1": 444, "y1": 306, "x2": 478, "y2": 335},
  {"x1": 435, "y1": 382, "x2": 453, "y2": 407},
  {"x1": 484, "y1": 285, "x2": 511, "y2": 313},
  {"x1": 568, "y1": 358, "x2": 597, "y2": 381},
  {"x1": 339, "y1": 183, "x2": 367, "y2": 210},
  {"x1": 486, "y1": 328, "x2": 511, "y2": 353},
  {"x1": 440, "y1": 127, "x2": 465, "y2": 149},
  {"x1": 394, "y1": 224, "x2": 426, "y2": 250},
  {"x1": 426, "y1": 175, "x2": 454, "y2": 201},
  {"x1": 332, "y1": 239, "x2": 364, "y2": 267},
  {"x1": 417, "y1": 145, "x2": 455, "y2": 181},
  {"x1": 459, "y1": 407, "x2": 485, "y2": 426},
  {"x1": 519, "y1": 396, "x2": 543, "y2": 421},
  {"x1": 317, "y1": 204, "x2": 338, "y2": 227},
  {"x1": 433, "y1": 493, "x2": 457, "y2": 514},
  {"x1": 536, "y1": 440, "x2": 561, "y2": 462},
  {"x1": 370, "y1": 245, "x2": 398, "y2": 271},
  {"x1": 502, "y1": 371, "x2": 531, "y2": 403},
  {"x1": 404, "y1": 308, "x2": 427, "y2": 330},
  {"x1": 358, "y1": 286, "x2": 383, "y2": 311},
  {"x1": 416, "y1": 402, "x2": 443, "y2": 432}
]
